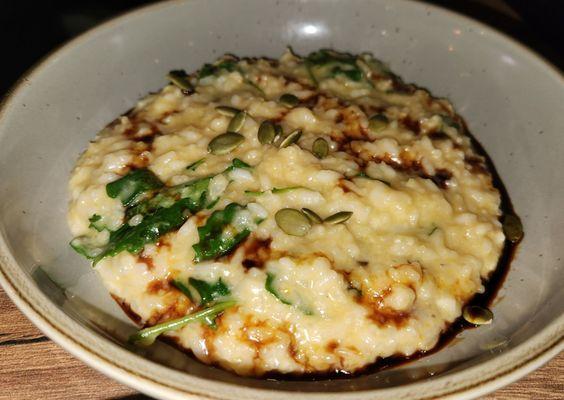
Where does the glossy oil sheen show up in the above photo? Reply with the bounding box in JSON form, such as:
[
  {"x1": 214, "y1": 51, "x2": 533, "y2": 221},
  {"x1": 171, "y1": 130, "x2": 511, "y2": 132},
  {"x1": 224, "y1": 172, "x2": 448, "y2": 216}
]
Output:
[{"x1": 0, "y1": 1, "x2": 562, "y2": 399}]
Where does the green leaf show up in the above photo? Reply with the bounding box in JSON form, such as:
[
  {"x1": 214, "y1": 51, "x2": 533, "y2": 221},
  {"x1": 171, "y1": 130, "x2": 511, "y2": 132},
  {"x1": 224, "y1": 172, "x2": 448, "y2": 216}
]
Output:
[
  {"x1": 126, "y1": 176, "x2": 211, "y2": 219},
  {"x1": 172, "y1": 279, "x2": 194, "y2": 301},
  {"x1": 271, "y1": 186, "x2": 306, "y2": 194},
  {"x1": 192, "y1": 203, "x2": 252, "y2": 262},
  {"x1": 198, "y1": 60, "x2": 237, "y2": 79},
  {"x1": 244, "y1": 190, "x2": 265, "y2": 196},
  {"x1": 223, "y1": 158, "x2": 252, "y2": 174},
  {"x1": 106, "y1": 169, "x2": 164, "y2": 207},
  {"x1": 186, "y1": 158, "x2": 205, "y2": 171},
  {"x1": 128, "y1": 300, "x2": 236, "y2": 346},
  {"x1": 88, "y1": 214, "x2": 105, "y2": 232},
  {"x1": 305, "y1": 49, "x2": 363, "y2": 83},
  {"x1": 330, "y1": 66, "x2": 363, "y2": 81},
  {"x1": 188, "y1": 278, "x2": 230, "y2": 305},
  {"x1": 70, "y1": 236, "x2": 105, "y2": 259},
  {"x1": 94, "y1": 199, "x2": 191, "y2": 263},
  {"x1": 265, "y1": 273, "x2": 292, "y2": 305}
]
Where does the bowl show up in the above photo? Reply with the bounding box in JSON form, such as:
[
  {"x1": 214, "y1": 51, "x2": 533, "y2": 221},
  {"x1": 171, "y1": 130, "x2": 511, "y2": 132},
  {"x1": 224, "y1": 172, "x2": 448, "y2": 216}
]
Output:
[{"x1": 0, "y1": 0, "x2": 562, "y2": 399}]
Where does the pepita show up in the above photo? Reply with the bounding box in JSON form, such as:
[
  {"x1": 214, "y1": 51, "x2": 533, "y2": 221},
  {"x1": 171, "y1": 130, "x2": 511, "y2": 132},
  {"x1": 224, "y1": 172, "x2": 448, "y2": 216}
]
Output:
[
  {"x1": 258, "y1": 121, "x2": 276, "y2": 145},
  {"x1": 227, "y1": 111, "x2": 247, "y2": 133},
  {"x1": 278, "y1": 129, "x2": 302, "y2": 148},
  {"x1": 502, "y1": 214, "x2": 523, "y2": 243},
  {"x1": 208, "y1": 132, "x2": 245, "y2": 155},
  {"x1": 324, "y1": 211, "x2": 353, "y2": 224},
  {"x1": 273, "y1": 124, "x2": 283, "y2": 144},
  {"x1": 312, "y1": 137, "x2": 329, "y2": 159},
  {"x1": 216, "y1": 105, "x2": 240, "y2": 117},
  {"x1": 275, "y1": 208, "x2": 312, "y2": 236},
  {"x1": 302, "y1": 208, "x2": 322, "y2": 224},
  {"x1": 369, "y1": 114, "x2": 388, "y2": 133},
  {"x1": 462, "y1": 305, "x2": 493, "y2": 325},
  {"x1": 167, "y1": 70, "x2": 193, "y2": 93},
  {"x1": 279, "y1": 93, "x2": 300, "y2": 107}
]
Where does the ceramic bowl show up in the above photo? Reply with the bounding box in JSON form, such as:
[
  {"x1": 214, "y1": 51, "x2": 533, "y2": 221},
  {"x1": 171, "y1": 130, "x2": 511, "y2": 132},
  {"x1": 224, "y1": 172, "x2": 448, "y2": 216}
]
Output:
[{"x1": 0, "y1": 0, "x2": 562, "y2": 399}]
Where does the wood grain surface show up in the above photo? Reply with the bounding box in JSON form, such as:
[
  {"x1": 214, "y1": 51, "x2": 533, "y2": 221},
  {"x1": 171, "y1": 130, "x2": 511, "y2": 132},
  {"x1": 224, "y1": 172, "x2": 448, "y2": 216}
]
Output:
[{"x1": 0, "y1": 287, "x2": 561, "y2": 399}]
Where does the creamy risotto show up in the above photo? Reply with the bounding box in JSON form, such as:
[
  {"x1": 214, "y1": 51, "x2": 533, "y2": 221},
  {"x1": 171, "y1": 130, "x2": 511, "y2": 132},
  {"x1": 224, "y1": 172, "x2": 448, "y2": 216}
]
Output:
[{"x1": 68, "y1": 49, "x2": 509, "y2": 376}]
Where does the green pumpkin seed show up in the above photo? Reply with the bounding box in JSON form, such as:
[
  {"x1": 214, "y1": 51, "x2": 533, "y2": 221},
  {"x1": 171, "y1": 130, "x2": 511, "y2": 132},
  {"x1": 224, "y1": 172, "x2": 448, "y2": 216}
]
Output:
[
  {"x1": 278, "y1": 129, "x2": 302, "y2": 148},
  {"x1": 369, "y1": 114, "x2": 388, "y2": 133},
  {"x1": 275, "y1": 208, "x2": 311, "y2": 236},
  {"x1": 279, "y1": 93, "x2": 300, "y2": 108},
  {"x1": 312, "y1": 137, "x2": 329, "y2": 159},
  {"x1": 208, "y1": 132, "x2": 245, "y2": 155},
  {"x1": 355, "y1": 58, "x2": 372, "y2": 77},
  {"x1": 324, "y1": 211, "x2": 353, "y2": 224},
  {"x1": 216, "y1": 105, "x2": 240, "y2": 117},
  {"x1": 462, "y1": 305, "x2": 493, "y2": 325},
  {"x1": 302, "y1": 208, "x2": 322, "y2": 224},
  {"x1": 227, "y1": 111, "x2": 247, "y2": 133},
  {"x1": 273, "y1": 124, "x2": 283, "y2": 144},
  {"x1": 502, "y1": 214, "x2": 523, "y2": 243},
  {"x1": 258, "y1": 121, "x2": 276, "y2": 145},
  {"x1": 167, "y1": 70, "x2": 193, "y2": 92}
]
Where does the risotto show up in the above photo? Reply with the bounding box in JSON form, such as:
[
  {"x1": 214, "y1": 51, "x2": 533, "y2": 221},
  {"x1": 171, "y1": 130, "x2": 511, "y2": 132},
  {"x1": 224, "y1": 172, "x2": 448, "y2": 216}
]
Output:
[{"x1": 67, "y1": 49, "x2": 515, "y2": 376}]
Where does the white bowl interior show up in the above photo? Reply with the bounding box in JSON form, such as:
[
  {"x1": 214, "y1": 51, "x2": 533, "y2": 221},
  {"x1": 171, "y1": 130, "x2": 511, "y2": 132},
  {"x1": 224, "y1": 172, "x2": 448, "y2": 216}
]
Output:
[{"x1": 0, "y1": 0, "x2": 562, "y2": 398}]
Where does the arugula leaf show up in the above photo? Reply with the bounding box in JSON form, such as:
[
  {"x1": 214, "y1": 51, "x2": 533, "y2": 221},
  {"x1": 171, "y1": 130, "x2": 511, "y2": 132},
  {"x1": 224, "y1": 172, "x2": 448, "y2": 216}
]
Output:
[
  {"x1": 129, "y1": 300, "x2": 236, "y2": 346},
  {"x1": 244, "y1": 190, "x2": 265, "y2": 196},
  {"x1": 172, "y1": 279, "x2": 194, "y2": 301},
  {"x1": 330, "y1": 66, "x2": 363, "y2": 81},
  {"x1": 186, "y1": 158, "x2": 205, "y2": 171},
  {"x1": 88, "y1": 214, "x2": 105, "y2": 232},
  {"x1": 305, "y1": 49, "x2": 363, "y2": 83},
  {"x1": 192, "y1": 203, "x2": 253, "y2": 262},
  {"x1": 106, "y1": 169, "x2": 164, "y2": 207},
  {"x1": 126, "y1": 176, "x2": 211, "y2": 219},
  {"x1": 188, "y1": 278, "x2": 230, "y2": 305},
  {"x1": 271, "y1": 186, "x2": 306, "y2": 194},
  {"x1": 223, "y1": 158, "x2": 252, "y2": 173},
  {"x1": 198, "y1": 60, "x2": 237, "y2": 79},
  {"x1": 265, "y1": 273, "x2": 292, "y2": 305},
  {"x1": 93, "y1": 198, "x2": 191, "y2": 263},
  {"x1": 70, "y1": 235, "x2": 105, "y2": 259}
]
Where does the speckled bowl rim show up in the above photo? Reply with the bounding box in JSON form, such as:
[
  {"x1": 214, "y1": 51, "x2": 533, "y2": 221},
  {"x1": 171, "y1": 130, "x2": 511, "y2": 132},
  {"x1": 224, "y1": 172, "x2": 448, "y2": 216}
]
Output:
[{"x1": 0, "y1": 1, "x2": 562, "y2": 399}]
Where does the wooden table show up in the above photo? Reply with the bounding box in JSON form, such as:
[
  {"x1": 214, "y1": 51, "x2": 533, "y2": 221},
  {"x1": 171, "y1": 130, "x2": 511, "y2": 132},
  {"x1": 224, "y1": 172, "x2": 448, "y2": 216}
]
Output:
[{"x1": 0, "y1": 288, "x2": 561, "y2": 399}]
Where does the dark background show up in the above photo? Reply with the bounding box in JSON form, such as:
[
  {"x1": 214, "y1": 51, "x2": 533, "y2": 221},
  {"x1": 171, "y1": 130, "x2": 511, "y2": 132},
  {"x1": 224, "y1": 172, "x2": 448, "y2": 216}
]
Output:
[{"x1": 0, "y1": 0, "x2": 562, "y2": 95}]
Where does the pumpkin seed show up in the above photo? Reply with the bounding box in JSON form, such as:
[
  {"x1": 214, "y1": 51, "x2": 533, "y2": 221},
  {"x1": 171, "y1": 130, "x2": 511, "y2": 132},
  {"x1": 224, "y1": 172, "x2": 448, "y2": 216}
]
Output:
[
  {"x1": 312, "y1": 137, "x2": 329, "y2": 159},
  {"x1": 279, "y1": 93, "x2": 299, "y2": 107},
  {"x1": 302, "y1": 208, "x2": 322, "y2": 224},
  {"x1": 278, "y1": 129, "x2": 302, "y2": 148},
  {"x1": 369, "y1": 114, "x2": 388, "y2": 133},
  {"x1": 227, "y1": 111, "x2": 247, "y2": 133},
  {"x1": 324, "y1": 211, "x2": 353, "y2": 224},
  {"x1": 273, "y1": 124, "x2": 283, "y2": 144},
  {"x1": 502, "y1": 214, "x2": 523, "y2": 243},
  {"x1": 167, "y1": 70, "x2": 193, "y2": 93},
  {"x1": 208, "y1": 132, "x2": 245, "y2": 155},
  {"x1": 258, "y1": 121, "x2": 276, "y2": 144},
  {"x1": 275, "y1": 208, "x2": 311, "y2": 236},
  {"x1": 216, "y1": 105, "x2": 240, "y2": 117},
  {"x1": 462, "y1": 305, "x2": 493, "y2": 325},
  {"x1": 355, "y1": 58, "x2": 372, "y2": 77}
]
